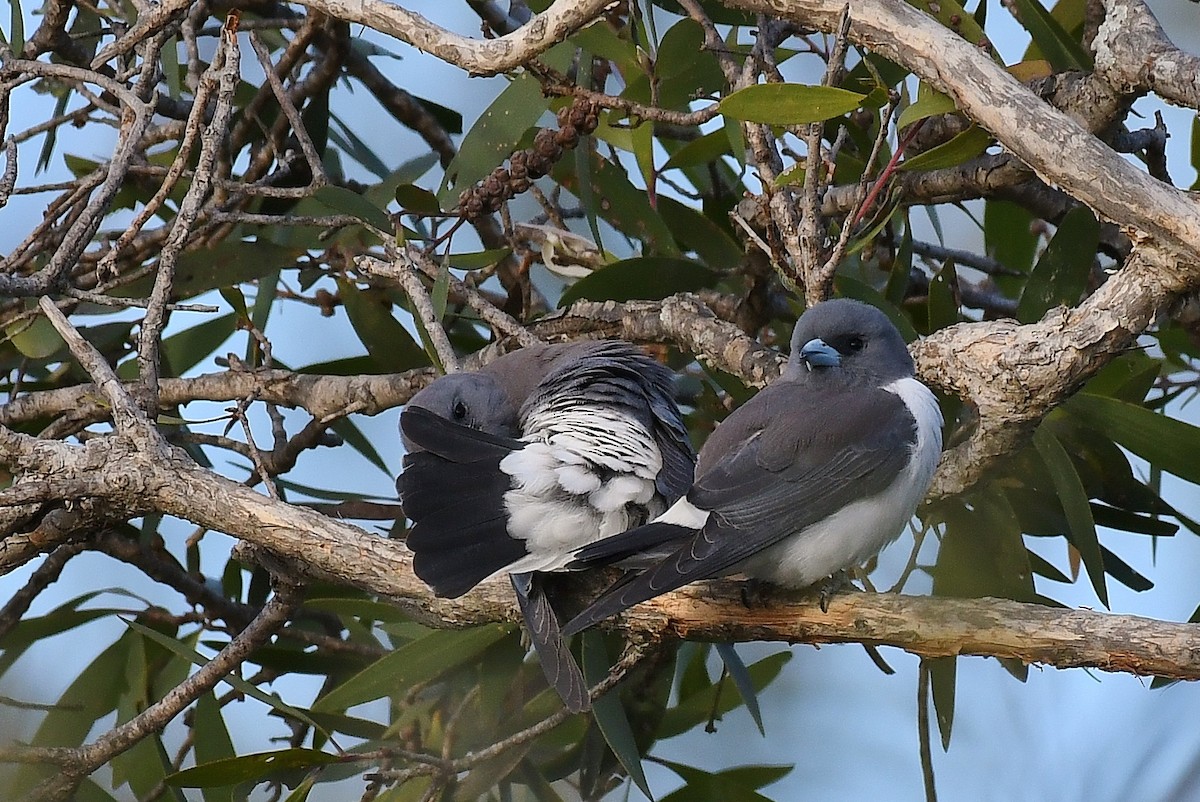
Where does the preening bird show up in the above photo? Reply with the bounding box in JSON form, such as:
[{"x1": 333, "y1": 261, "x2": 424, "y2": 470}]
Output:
[
  {"x1": 397, "y1": 340, "x2": 696, "y2": 712},
  {"x1": 562, "y1": 299, "x2": 943, "y2": 637}
]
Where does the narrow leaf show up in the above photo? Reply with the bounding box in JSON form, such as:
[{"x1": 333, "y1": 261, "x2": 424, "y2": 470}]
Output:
[
  {"x1": 900, "y1": 126, "x2": 991, "y2": 172},
  {"x1": 1034, "y1": 425, "x2": 1108, "y2": 607},
  {"x1": 1017, "y1": 206, "x2": 1098, "y2": 323},
  {"x1": 925, "y1": 656, "x2": 956, "y2": 750},
  {"x1": 394, "y1": 184, "x2": 442, "y2": 215},
  {"x1": 167, "y1": 749, "x2": 339, "y2": 787},
  {"x1": 719, "y1": 84, "x2": 866, "y2": 125},
  {"x1": 314, "y1": 624, "x2": 510, "y2": 711},
  {"x1": 1066, "y1": 393, "x2": 1200, "y2": 487},
  {"x1": 124, "y1": 620, "x2": 325, "y2": 733},
  {"x1": 558, "y1": 257, "x2": 715, "y2": 307},
  {"x1": 713, "y1": 643, "x2": 765, "y2": 736},
  {"x1": 313, "y1": 186, "x2": 393, "y2": 233},
  {"x1": 582, "y1": 632, "x2": 652, "y2": 800}
]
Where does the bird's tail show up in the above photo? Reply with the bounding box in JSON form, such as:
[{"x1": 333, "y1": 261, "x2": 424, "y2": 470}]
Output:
[
  {"x1": 568, "y1": 521, "x2": 696, "y2": 569},
  {"x1": 561, "y1": 521, "x2": 699, "y2": 637},
  {"x1": 511, "y1": 573, "x2": 589, "y2": 712},
  {"x1": 398, "y1": 406, "x2": 527, "y2": 598}
]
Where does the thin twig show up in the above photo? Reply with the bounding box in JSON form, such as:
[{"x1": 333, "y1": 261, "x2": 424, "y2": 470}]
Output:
[
  {"x1": 359, "y1": 252, "x2": 539, "y2": 349},
  {"x1": 37, "y1": 297, "x2": 148, "y2": 434},
  {"x1": 136, "y1": 18, "x2": 241, "y2": 414}
]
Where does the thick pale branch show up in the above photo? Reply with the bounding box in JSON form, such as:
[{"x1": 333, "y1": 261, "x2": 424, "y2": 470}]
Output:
[
  {"x1": 1095, "y1": 0, "x2": 1200, "y2": 109},
  {"x1": 724, "y1": 0, "x2": 1200, "y2": 261},
  {"x1": 225, "y1": 500, "x2": 1200, "y2": 680},
  {"x1": 291, "y1": 0, "x2": 612, "y2": 76}
]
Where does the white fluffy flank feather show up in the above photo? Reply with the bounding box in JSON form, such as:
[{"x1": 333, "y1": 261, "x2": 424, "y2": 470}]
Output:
[{"x1": 497, "y1": 406, "x2": 667, "y2": 573}]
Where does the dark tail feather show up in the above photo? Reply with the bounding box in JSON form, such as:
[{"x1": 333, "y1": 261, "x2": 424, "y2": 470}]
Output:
[
  {"x1": 409, "y1": 503, "x2": 527, "y2": 597},
  {"x1": 398, "y1": 407, "x2": 528, "y2": 598},
  {"x1": 562, "y1": 522, "x2": 724, "y2": 637},
  {"x1": 569, "y1": 522, "x2": 695, "y2": 569},
  {"x1": 511, "y1": 573, "x2": 589, "y2": 713}
]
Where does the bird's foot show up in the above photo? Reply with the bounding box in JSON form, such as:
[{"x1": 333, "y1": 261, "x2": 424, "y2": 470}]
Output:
[
  {"x1": 817, "y1": 570, "x2": 855, "y2": 613},
  {"x1": 739, "y1": 577, "x2": 775, "y2": 609}
]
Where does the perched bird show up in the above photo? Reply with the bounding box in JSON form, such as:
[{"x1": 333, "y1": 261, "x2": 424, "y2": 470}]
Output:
[
  {"x1": 562, "y1": 299, "x2": 943, "y2": 636},
  {"x1": 397, "y1": 340, "x2": 696, "y2": 711}
]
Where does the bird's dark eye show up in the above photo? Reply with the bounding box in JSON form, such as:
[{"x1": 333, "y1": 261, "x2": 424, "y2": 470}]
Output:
[
  {"x1": 452, "y1": 401, "x2": 467, "y2": 420},
  {"x1": 846, "y1": 336, "x2": 865, "y2": 352}
]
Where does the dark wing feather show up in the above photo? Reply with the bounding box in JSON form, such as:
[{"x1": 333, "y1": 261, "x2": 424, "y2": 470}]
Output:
[
  {"x1": 511, "y1": 573, "x2": 589, "y2": 712},
  {"x1": 562, "y1": 380, "x2": 917, "y2": 635}
]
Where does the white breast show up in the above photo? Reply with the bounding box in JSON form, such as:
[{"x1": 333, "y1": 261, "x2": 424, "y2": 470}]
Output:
[{"x1": 738, "y1": 376, "x2": 943, "y2": 588}]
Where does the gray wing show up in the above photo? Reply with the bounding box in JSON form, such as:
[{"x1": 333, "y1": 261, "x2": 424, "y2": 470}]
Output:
[{"x1": 562, "y1": 380, "x2": 915, "y2": 635}]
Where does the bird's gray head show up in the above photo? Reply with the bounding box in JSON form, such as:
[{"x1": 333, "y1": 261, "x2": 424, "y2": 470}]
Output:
[
  {"x1": 401, "y1": 373, "x2": 519, "y2": 451},
  {"x1": 785, "y1": 299, "x2": 914, "y2": 382}
]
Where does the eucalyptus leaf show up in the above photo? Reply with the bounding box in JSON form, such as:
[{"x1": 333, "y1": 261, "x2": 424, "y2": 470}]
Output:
[{"x1": 720, "y1": 84, "x2": 866, "y2": 125}]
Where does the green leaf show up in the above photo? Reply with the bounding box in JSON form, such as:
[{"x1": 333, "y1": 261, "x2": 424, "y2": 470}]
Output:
[
  {"x1": 1013, "y1": 0, "x2": 1092, "y2": 71},
  {"x1": 653, "y1": 19, "x2": 725, "y2": 110},
  {"x1": 338, "y1": 279, "x2": 429, "y2": 372},
  {"x1": 984, "y1": 199, "x2": 1037, "y2": 275},
  {"x1": 933, "y1": 490, "x2": 1034, "y2": 602},
  {"x1": 314, "y1": 624, "x2": 511, "y2": 711},
  {"x1": 447, "y1": 247, "x2": 512, "y2": 270},
  {"x1": 329, "y1": 416, "x2": 391, "y2": 476},
  {"x1": 662, "y1": 130, "x2": 732, "y2": 171},
  {"x1": 161, "y1": 312, "x2": 237, "y2": 377},
  {"x1": 413, "y1": 96, "x2": 463, "y2": 134},
  {"x1": 900, "y1": 126, "x2": 991, "y2": 172},
  {"x1": 6, "y1": 314, "x2": 64, "y2": 359},
  {"x1": 655, "y1": 760, "x2": 792, "y2": 802},
  {"x1": 281, "y1": 774, "x2": 317, "y2": 802},
  {"x1": 895, "y1": 84, "x2": 957, "y2": 130},
  {"x1": 909, "y1": 0, "x2": 992, "y2": 55},
  {"x1": 558, "y1": 257, "x2": 716, "y2": 307},
  {"x1": 1091, "y1": 503, "x2": 1177, "y2": 537},
  {"x1": 658, "y1": 652, "x2": 792, "y2": 738},
  {"x1": 6, "y1": 0, "x2": 25, "y2": 54},
  {"x1": 553, "y1": 151, "x2": 680, "y2": 256},
  {"x1": 925, "y1": 261, "x2": 960, "y2": 333},
  {"x1": 657, "y1": 197, "x2": 743, "y2": 268},
  {"x1": 304, "y1": 597, "x2": 414, "y2": 624},
  {"x1": 394, "y1": 184, "x2": 442, "y2": 215},
  {"x1": 719, "y1": 84, "x2": 866, "y2": 125},
  {"x1": 194, "y1": 693, "x2": 238, "y2": 802},
  {"x1": 162, "y1": 34, "x2": 181, "y2": 98},
  {"x1": 582, "y1": 632, "x2": 652, "y2": 800},
  {"x1": 452, "y1": 747, "x2": 532, "y2": 802},
  {"x1": 713, "y1": 643, "x2": 765, "y2": 736},
  {"x1": 925, "y1": 656, "x2": 956, "y2": 750},
  {"x1": 18, "y1": 631, "x2": 133, "y2": 797},
  {"x1": 1066, "y1": 393, "x2": 1200, "y2": 487},
  {"x1": 124, "y1": 620, "x2": 325, "y2": 733},
  {"x1": 1016, "y1": 206, "x2": 1098, "y2": 323},
  {"x1": 1101, "y1": 544, "x2": 1152, "y2": 592},
  {"x1": 118, "y1": 241, "x2": 304, "y2": 301},
  {"x1": 439, "y1": 72, "x2": 547, "y2": 204},
  {"x1": 167, "y1": 749, "x2": 339, "y2": 788},
  {"x1": 1034, "y1": 424, "x2": 1108, "y2": 607},
  {"x1": 313, "y1": 186, "x2": 392, "y2": 232}
]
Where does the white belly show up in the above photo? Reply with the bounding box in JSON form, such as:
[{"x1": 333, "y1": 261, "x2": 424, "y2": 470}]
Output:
[{"x1": 738, "y1": 376, "x2": 942, "y2": 588}]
